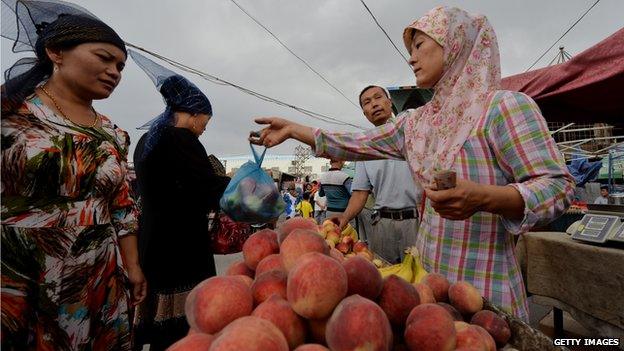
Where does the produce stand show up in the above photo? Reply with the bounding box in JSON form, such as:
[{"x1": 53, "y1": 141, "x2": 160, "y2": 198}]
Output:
[{"x1": 515, "y1": 232, "x2": 624, "y2": 342}]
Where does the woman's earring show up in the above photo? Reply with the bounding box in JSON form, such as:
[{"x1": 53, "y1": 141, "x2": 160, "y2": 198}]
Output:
[{"x1": 53, "y1": 65, "x2": 59, "y2": 73}]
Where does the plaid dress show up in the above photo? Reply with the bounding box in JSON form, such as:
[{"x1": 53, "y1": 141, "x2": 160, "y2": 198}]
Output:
[{"x1": 314, "y1": 90, "x2": 575, "y2": 320}]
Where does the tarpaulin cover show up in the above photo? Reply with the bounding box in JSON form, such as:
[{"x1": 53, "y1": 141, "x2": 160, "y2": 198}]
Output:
[{"x1": 501, "y1": 28, "x2": 624, "y2": 126}]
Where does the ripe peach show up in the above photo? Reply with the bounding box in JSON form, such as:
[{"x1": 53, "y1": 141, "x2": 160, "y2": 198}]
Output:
[
  {"x1": 473, "y1": 324, "x2": 497, "y2": 351},
  {"x1": 329, "y1": 247, "x2": 345, "y2": 262},
  {"x1": 225, "y1": 259, "x2": 254, "y2": 278},
  {"x1": 252, "y1": 295, "x2": 306, "y2": 350},
  {"x1": 454, "y1": 322, "x2": 488, "y2": 351},
  {"x1": 448, "y1": 281, "x2": 483, "y2": 315},
  {"x1": 378, "y1": 275, "x2": 420, "y2": 327},
  {"x1": 335, "y1": 242, "x2": 350, "y2": 254},
  {"x1": 404, "y1": 303, "x2": 456, "y2": 351},
  {"x1": 255, "y1": 253, "x2": 285, "y2": 276},
  {"x1": 209, "y1": 316, "x2": 289, "y2": 351},
  {"x1": 167, "y1": 333, "x2": 214, "y2": 351},
  {"x1": 413, "y1": 283, "x2": 436, "y2": 304},
  {"x1": 326, "y1": 295, "x2": 393, "y2": 351},
  {"x1": 294, "y1": 344, "x2": 329, "y2": 351},
  {"x1": 185, "y1": 276, "x2": 253, "y2": 334},
  {"x1": 352, "y1": 240, "x2": 368, "y2": 253},
  {"x1": 251, "y1": 270, "x2": 288, "y2": 305},
  {"x1": 242, "y1": 229, "x2": 279, "y2": 269},
  {"x1": 231, "y1": 274, "x2": 254, "y2": 288},
  {"x1": 436, "y1": 302, "x2": 464, "y2": 321},
  {"x1": 287, "y1": 252, "x2": 347, "y2": 319},
  {"x1": 280, "y1": 229, "x2": 330, "y2": 272},
  {"x1": 277, "y1": 217, "x2": 319, "y2": 243},
  {"x1": 470, "y1": 310, "x2": 511, "y2": 347},
  {"x1": 421, "y1": 273, "x2": 450, "y2": 302},
  {"x1": 342, "y1": 256, "x2": 383, "y2": 300}
]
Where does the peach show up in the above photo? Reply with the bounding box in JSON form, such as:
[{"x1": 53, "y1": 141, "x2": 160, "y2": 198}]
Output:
[
  {"x1": 404, "y1": 303, "x2": 456, "y2": 351},
  {"x1": 326, "y1": 295, "x2": 393, "y2": 351},
  {"x1": 231, "y1": 274, "x2": 254, "y2": 288},
  {"x1": 225, "y1": 259, "x2": 254, "y2": 278},
  {"x1": 342, "y1": 256, "x2": 383, "y2": 300},
  {"x1": 470, "y1": 310, "x2": 511, "y2": 347},
  {"x1": 326, "y1": 231, "x2": 341, "y2": 245},
  {"x1": 352, "y1": 240, "x2": 368, "y2": 253},
  {"x1": 413, "y1": 283, "x2": 436, "y2": 304},
  {"x1": 287, "y1": 252, "x2": 348, "y2": 319},
  {"x1": 251, "y1": 270, "x2": 288, "y2": 305},
  {"x1": 277, "y1": 217, "x2": 319, "y2": 243},
  {"x1": 306, "y1": 317, "x2": 328, "y2": 345},
  {"x1": 242, "y1": 229, "x2": 279, "y2": 269},
  {"x1": 378, "y1": 275, "x2": 420, "y2": 327},
  {"x1": 280, "y1": 229, "x2": 330, "y2": 272},
  {"x1": 473, "y1": 324, "x2": 497, "y2": 351},
  {"x1": 454, "y1": 322, "x2": 488, "y2": 351},
  {"x1": 294, "y1": 344, "x2": 329, "y2": 351},
  {"x1": 335, "y1": 242, "x2": 350, "y2": 254},
  {"x1": 185, "y1": 276, "x2": 253, "y2": 334},
  {"x1": 167, "y1": 333, "x2": 214, "y2": 351},
  {"x1": 209, "y1": 316, "x2": 288, "y2": 351},
  {"x1": 436, "y1": 302, "x2": 464, "y2": 321},
  {"x1": 187, "y1": 327, "x2": 200, "y2": 335},
  {"x1": 329, "y1": 247, "x2": 344, "y2": 262},
  {"x1": 252, "y1": 295, "x2": 306, "y2": 350},
  {"x1": 448, "y1": 281, "x2": 483, "y2": 315},
  {"x1": 422, "y1": 273, "x2": 450, "y2": 302},
  {"x1": 356, "y1": 250, "x2": 373, "y2": 261},
  {"x1": 255, "y1": 253, "x2": 285, "y2": 276}
]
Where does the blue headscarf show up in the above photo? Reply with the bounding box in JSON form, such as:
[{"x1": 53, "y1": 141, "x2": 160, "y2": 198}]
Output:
[{"x1": 129, "y1": 50, "x2": 212, "y2": 159}]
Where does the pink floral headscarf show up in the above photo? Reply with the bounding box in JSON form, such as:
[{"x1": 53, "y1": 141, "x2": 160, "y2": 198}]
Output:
[{"x1": 402, "y1": 6, "x2": 501, "y2": 184}]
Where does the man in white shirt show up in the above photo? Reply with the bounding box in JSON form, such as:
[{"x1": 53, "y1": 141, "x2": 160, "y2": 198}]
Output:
[
  {"x1": 338, "y1": 85, "x2": 423, "y2": 263},
  {"x1": 313, "y1": 190, "x2": 327, "y2": 224},
  {"x1": 593, "y1": 185, "x2": 609, "y2": 205}
]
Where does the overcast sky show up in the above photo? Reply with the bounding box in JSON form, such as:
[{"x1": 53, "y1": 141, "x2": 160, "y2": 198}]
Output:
[{"x1": 2, "y1": 0, "x2": 622, "y2": 159}]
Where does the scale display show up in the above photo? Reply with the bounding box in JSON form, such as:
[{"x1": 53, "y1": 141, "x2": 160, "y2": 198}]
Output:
[
  {"x1": 612, "y1": 223, "x2": 624, "y2": 243},
  {"x1": 571, "y1": 214, "x2": 620, "y2": 243}
]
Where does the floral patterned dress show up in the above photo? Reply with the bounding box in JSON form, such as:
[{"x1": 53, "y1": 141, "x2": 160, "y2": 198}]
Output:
[{"x1": 1, "y1": 95, "x2": 138, "y2": 351}]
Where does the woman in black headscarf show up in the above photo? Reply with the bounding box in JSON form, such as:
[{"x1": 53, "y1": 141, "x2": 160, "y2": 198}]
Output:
[
  {"x1": 129, "y1": 51, "x2": 230, "y2": 350},
  {"x1": 1, "y1": 1, "x2": 145, "y2": 350}
]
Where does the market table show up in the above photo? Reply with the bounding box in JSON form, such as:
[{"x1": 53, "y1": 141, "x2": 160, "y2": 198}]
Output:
[{"x1": 515, "y1": 232, "x2": 624, "y2": 341}]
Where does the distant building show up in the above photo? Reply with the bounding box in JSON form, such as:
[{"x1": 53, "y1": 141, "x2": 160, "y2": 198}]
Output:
[{"x1": 218, "y1": 154, "x2": 345, "y2": 181}]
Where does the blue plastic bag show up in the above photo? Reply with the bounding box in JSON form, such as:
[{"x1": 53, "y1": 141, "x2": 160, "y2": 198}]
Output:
[{"x1": 220, "y1": 145, "x2": 286, "y2": 223}]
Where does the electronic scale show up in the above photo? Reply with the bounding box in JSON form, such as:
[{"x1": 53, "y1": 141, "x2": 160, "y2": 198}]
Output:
[{"x1": 570, "y1": 204, "x2": 624, "y2": 244}]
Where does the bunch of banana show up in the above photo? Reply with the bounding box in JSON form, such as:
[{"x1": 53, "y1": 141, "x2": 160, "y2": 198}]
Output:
[
  {"x1": 409, "y1": 246, "x2": 428, "y2": 284},
  {"x1": 378, "y1": 250, "x2": 414, "y2": 282},
  {"x1": 377, "y1": 246, "x2": 429, "y2": 284}
]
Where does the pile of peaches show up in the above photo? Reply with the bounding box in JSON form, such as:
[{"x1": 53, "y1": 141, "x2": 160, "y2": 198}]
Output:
[{"x1": 168, "y1": 217, "x2": 512, "y2": 351}]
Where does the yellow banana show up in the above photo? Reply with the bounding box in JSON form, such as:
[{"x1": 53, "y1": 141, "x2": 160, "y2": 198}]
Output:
[
  {"x1": 409, "y1": 246, "x2": 428, "y2": 283},
  {"x1": 378, "y1": 263, "x2": 403, "y2": 278},
  {"x1": 395, "y1": 252, "x2": 414, "y2": 282}
]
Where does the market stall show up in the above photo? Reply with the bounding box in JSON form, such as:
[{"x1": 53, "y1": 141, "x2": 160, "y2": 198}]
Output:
[
  {"x1": 500, "y1": 28, "x2": 624, "y2": 127},
  {"x1": 515, "y1": 232, "x2": 624, "y2": 341}
]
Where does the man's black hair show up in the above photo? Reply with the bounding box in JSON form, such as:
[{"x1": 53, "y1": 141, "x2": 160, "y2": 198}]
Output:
[
  {"x1": 358, "y1": 85, "x2": 389, "y2": 107},
  {"x1": 303, "y1": 192, "x2": 310, "y2": 200}
]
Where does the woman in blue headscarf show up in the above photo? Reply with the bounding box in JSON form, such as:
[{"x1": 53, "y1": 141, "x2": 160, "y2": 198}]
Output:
[{"x1": 129, "y1": 51, "x2": 230, "y2": 350}]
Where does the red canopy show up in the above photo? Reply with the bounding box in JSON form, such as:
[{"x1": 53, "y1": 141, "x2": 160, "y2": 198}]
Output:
[{"x1": 501, "y1": 28, "x2": 624, "y2": 126}]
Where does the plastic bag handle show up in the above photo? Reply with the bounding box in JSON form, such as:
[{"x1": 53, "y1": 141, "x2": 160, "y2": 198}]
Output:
[{"x1": 250, "y1": 143, "x2": 267, "y2": 166}]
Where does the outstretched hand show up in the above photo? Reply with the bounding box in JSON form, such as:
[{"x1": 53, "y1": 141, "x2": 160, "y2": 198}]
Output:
[{"x1": 249, "y1": 117, "x2": 294, "y2": 148}]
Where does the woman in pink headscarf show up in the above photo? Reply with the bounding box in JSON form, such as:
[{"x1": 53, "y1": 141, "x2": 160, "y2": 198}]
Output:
[{"x1": 250, "y1": 6, "x2": 574, "y2": 320}]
